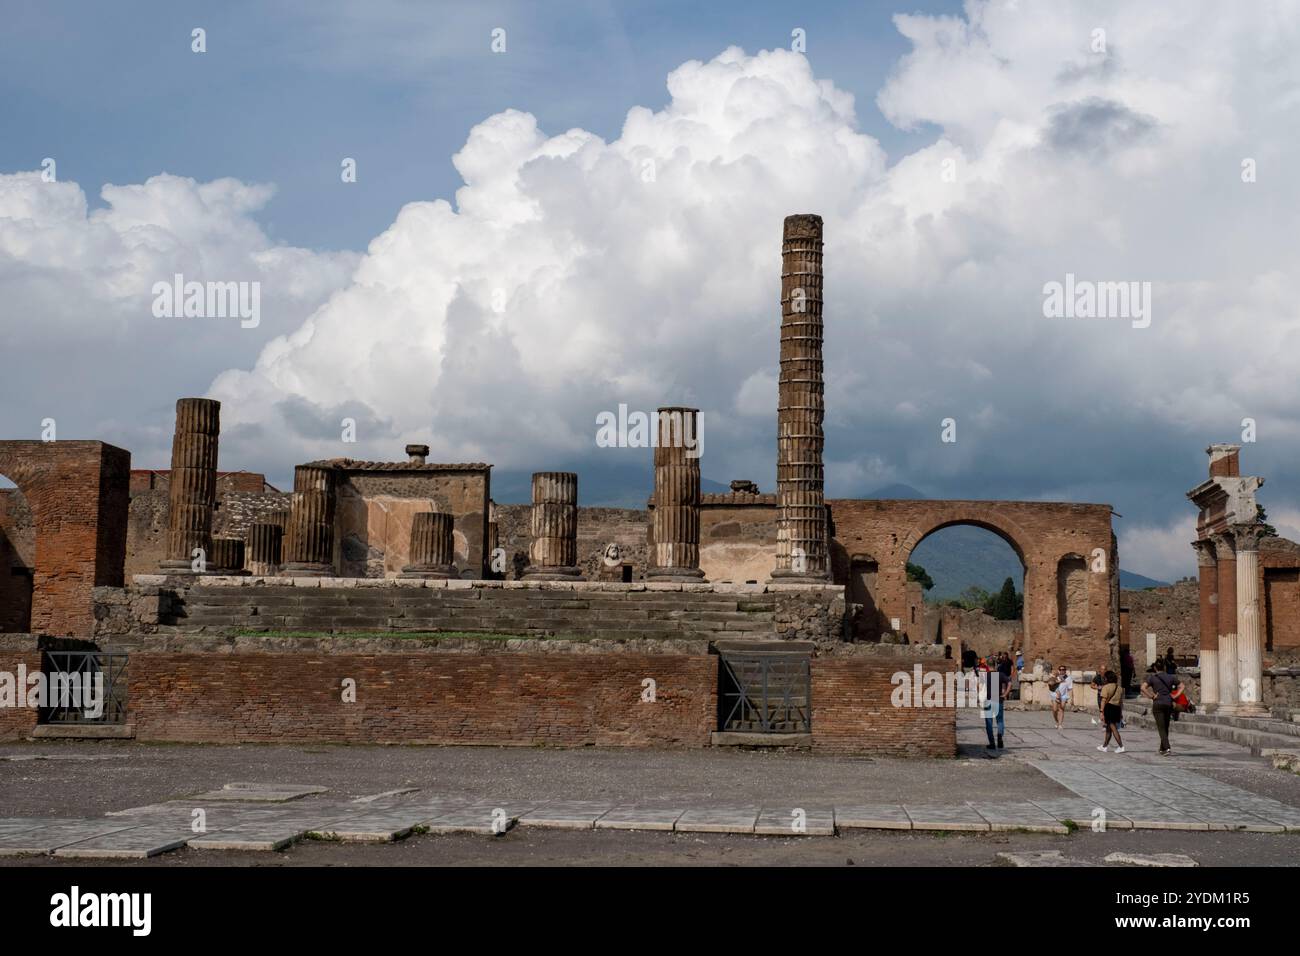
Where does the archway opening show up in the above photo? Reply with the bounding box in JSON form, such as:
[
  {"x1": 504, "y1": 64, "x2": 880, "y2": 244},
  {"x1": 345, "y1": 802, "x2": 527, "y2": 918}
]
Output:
[
  {"x1": 0, "y1": 474, "x2": 35, "y2": 633},
  {"x1": 906, "y1": 522, "x2": 1026, "y2": 661}
]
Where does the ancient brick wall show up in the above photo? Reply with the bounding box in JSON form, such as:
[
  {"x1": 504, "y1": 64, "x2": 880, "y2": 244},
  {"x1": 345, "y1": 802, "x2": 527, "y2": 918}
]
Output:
[
  {"x1": 118, "y1": 639, "x2": 717, "y2": 746},
  {"x1": 0, "y1": 489, "x2": 35, "y2": 632},
  {"x1": 124, "y1": 489, "x2": 290, "y2": 577},
  {"x1": 812, "y1": 646, "x2": 956, "y2": 756},
  {"x1": 925, "y1": 604, "x2": 1024, "y2": 658},
  {"x1": 1122, "y1": 580, "x2": 1199, "y2": 662},
  {"x1": 827, "y1": 499, "x2": 1117, "y2": 668},
  {"x1": 0, "y1": 635, "x2": 41, "y2": 740},
  {"x1": 0, "y1": 441, "x2": 130, "y2": 637}
]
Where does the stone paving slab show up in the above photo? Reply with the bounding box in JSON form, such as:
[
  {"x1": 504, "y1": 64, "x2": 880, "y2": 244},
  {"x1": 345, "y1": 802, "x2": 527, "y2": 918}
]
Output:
[
  {"x1": 755, "y1": 807, "x2": 835, "y2": 837},
  {"x1": 309, "y1": 808, "x2": 435, "y2": 843},
  {"x1": 903, "y1": 804, "x2": 990, "y2": 832},
  {"x1": 53, "y1": 825, "x2": 196, "y2": 859},
  {"x1": 187, "y1": 820, "x2": 310, "y2": 851},
  {"x1": 1027, "y1": 798, "x2": 1134, "y2": 830},
  {"x1": 0, "y1": 821, "x2": 140, "y2": 856},
  {"x1": 998, "y1": 850, "x2": 1099, "y2": 867},
  {"x1": 833, "y1": 805, "x2": 913, "y2": 830},
  {"x1": 190, "y1": 783, "x2": 329, "y2": 803},
  {"x1": 594, "y1": 807, "x2": 686, "y2": 831},
  {"x1": 675, "y1": 807, "x2": 760, "y2": 834},
  {"x1": 0, "y1": 818, "x2": 73, "y2": 834},
  {"x1": 422, "y1": 804, "x2": 533, "y2": 835},
  {"x1": 518, "y1": 802, "x2": 615, "y2": 830},
  {"x1": 967, "y1": 802, "x2": 1068, "y2": 834}
]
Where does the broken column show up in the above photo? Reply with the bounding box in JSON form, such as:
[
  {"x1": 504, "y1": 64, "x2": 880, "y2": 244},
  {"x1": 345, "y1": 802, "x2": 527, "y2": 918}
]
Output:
[
  {"x1": 400, "y1": 511, "x2": 457, "y2": 579},
  {"x1": 159, "y1": 397, "x2": 220, "y2": 574},
  {"x1": 1192, "y1": 539, "x2": 1219, "y2": 708},
  {"x1": 486, "y1": 500, "x2": 502, "y2": 578},
  {"x1": 282, "y1": 464, "x2": 337, "y2": 576},
  {"x1": 771, "y1": 214, "x2": 828, "y2": 581},
  {"x1": 209, "y1": 537, "x2": 246, "y2": 573},
  {"x1": 246, "y1": 522, "x2": 283, "y2": 576},
  {"x1": 523, "y1": 472, "x2": 582, "y2": 580},
  {"x1": 648, "y1": 407, "x2": 704, "y2": 582}
]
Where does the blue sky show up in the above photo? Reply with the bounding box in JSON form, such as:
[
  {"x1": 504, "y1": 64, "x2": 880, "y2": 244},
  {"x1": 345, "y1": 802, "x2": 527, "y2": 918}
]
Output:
[{"x1": 2, "y1": 1, "x2": 1298, "y2": 581}]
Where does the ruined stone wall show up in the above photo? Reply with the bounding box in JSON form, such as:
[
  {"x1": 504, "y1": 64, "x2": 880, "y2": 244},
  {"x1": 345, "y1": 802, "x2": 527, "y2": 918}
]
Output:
[
  {"x1": 697, "y1": 496, "x2": 777, "y2": 583},
  {"x1": 0, "y1": 489, "x2": 35, "y2": 632},
  {"x1": 124, "y1": 489, "x2": 290, "y2": 577},
  {"x1": 927, "y1": 604, "x2": 1024, "y2": 658},
  {"x1": 0, "y1": 441, "x2": 130, "y2": 637},
  {"x1": 1122, "y1": 580, "x2": 1199, "y2": 662},
  {"x1": 812, "y1": 645, "x2": 955, "y2": 756},
  {"x1": 0, "y1": 635, "x2": 41, "y2": 740},
  {"x1": 827, "y1": 499, "x2": 1116, "y2": 668},
  {"x1": 495, "y1": 504, "x2": 650, "y2": 581},
  {"x1": 335, "y1": 470, "x2": 489, "y2": 578}
]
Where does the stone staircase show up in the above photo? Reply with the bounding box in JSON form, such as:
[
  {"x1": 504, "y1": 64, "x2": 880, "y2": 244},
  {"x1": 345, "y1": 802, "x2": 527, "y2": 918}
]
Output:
[{"x1": 1126, "y1": 703, "x2": 1300, "y2": 759}]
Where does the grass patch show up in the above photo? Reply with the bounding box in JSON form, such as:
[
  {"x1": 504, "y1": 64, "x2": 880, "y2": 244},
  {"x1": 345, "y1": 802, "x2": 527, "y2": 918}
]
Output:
[{"x1": 1061, "y1": 819, "x2": 1079, "y2": 833}]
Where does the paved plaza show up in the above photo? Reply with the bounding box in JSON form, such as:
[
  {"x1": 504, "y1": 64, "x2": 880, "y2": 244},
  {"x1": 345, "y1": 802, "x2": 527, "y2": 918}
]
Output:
[{"x1": 1, "y1": 709, "x2": 1297, "y2": 866}]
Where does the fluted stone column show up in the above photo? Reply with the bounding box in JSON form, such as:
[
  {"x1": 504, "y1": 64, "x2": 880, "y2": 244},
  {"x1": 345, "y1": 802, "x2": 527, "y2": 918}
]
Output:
[
  {"x1": 160, "y1": 398, "x2": 220, "y2": 573},
  {"x1": 1233, "y1": 524, "x2": 1267, "y2": 716},
  {"x1": 1193, "y1": 540, "x2": 1219, "y2": 708},
  {"x1": 283, "y1": 464, "x2": 337, "y2": 576},
  {"x1": 523, "y1": 472, "x2": 582, "y2": 580},
  {"x1": 648, "y1": 407, "x2": 705, "y2": 582},
  {"x1": 771, "y1": 214, "x2": 828, "y2": 581},
  {"x1": 246, "y1": 522, "x2": 283, "y2": 576},
  {"x1": 401, "y1": 512, "x2": 457, "y2": 579},
  {"x1": 209, "y1": 537, "x2": 245, "y2": 573},
  {"x1": 1213, "y1": 532, "x2": 1239, "y2": 714},
  {"x1": 486, "y1": 501, "x2": 502, "y2": 579}
]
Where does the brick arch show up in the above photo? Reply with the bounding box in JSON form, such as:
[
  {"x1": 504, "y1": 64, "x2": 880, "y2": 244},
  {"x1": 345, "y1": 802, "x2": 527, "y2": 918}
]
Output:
[
  {"x1": 827, "y1": 499, "x2": 1118, "y2": 666},
  {"x1": 0, "y1": 441, "x2": 130, "y2": 636}
]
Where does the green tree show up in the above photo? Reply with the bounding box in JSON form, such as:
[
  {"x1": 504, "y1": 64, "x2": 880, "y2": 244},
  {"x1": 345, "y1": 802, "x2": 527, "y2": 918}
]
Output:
[
  {"x1": 984, "y1": 576, "x2": 1023, "y2": 621},
  {"x1": 957, "y1": 585, "x2": 991, "y2": 611},
  {"x1": 1256, "y1": 505, "x2": 1278, "y2": 537},
  {"x1": 906, "y1": 562, "x2": 935, "y2": 592}
]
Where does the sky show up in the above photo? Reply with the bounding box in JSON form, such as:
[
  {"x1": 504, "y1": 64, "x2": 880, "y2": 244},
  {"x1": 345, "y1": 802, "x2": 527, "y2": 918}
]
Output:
[{"x1": 2, "y1": 0, "x2": 1299, "y2": 582}]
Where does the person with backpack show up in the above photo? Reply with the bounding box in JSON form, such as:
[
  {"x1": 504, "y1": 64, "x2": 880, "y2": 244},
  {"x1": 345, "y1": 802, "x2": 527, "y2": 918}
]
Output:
[
  {"x1": 1141, "y1": 664, "x2": 1184, "y2": 755},
  {"x1": 1096, "y1": 670, "x2": 1125, "y2": 753}
]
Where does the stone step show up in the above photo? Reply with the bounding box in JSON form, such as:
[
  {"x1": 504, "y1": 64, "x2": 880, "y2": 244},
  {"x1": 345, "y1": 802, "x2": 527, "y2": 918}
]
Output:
[{"x1": 1127, "y1": 712, "x2": 1300, "y2": 756}]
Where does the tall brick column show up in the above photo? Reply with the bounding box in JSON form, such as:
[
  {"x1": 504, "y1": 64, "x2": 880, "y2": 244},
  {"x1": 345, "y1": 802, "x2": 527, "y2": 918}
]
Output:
[
  {"x1": 401, "y1": 512, "x2": 457, "y2": 579},
  {"x1": 1233, "y1": 524, "x2": 1267, "y2": 716},
  {"x1": 1192, "y1": 539, "x2": 1219, "y2": 708},
  {"x1": 282, "y1": 464, "x2": 337, "y2": 576},
  {"x1": 1212, "y1": 531, "x2": 1238, "y2": 713},
  {"x1": 523, "y1": 472, "x2": 582, "y2": 580},
  {"x1": 159, "y1": 397, "x2": 220, "y2": 574},
  {"x1": 771, "y1": 214, "x2": 828, "y2": 581},
  {"x1": 648, "y1": 407, "x2": 705, "y2": 581},
  {"x1": 246, "y1": 522, "x2": 283, "y2": 576}
]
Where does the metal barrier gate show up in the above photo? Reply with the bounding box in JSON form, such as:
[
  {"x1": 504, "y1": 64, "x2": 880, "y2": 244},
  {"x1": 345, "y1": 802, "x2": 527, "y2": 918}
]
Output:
[
  {"x1": 39, "y1": 651, "x2": 129, "y2": 725},
  {"x1": 718, "y1": 649, "x2": 811, "y2": 733}
]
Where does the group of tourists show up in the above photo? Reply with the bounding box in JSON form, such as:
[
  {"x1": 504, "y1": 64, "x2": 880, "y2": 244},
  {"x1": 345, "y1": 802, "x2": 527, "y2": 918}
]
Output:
[{"x1": 960, "y1": 643, "x2": 1192, "y2": 756}]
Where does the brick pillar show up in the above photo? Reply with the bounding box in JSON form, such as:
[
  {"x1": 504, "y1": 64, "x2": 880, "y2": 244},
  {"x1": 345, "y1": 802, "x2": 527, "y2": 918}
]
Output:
[
  {"x1": 771, "y1": 214, "x2": 828, "y2": 581},
  {"x1": 648, "y1": 407, "x2": 705, "y2": 582},
  {"x1": 283, "y1": 464, "x2": 337, "y2": 576},
  {"x1": 1192, "y1": 540, "x2": 1219, "y2": 708},
  {"x1": 523, "y1": 472, "x2": 582, "y2": 580},
  {"x1": 1233, "y1": 525, "x2": 1267, "y2": 716},
  {"x1": 400, "y1": 512, "x2": 457, "y2": 579},
  {"x1": 209, "y1": 537, "x2": 245, "y2": 573},
  {"x1": 160, "y1": 397, "x2": 220, "y2": 573},
  {"x1": 1213, "y1": 532, "x2": 1238, "y2": 713},
  {"x1": 246, "y1": 522, "x2": 283, "y2": 576}
]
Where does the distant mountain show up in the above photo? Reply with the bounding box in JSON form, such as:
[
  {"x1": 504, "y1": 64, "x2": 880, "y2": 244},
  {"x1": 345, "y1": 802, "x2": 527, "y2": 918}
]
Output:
[
  {"x1": 909, "y1": 525, "x2": 1023, "y2": 600},
  {"x1": 1119, "y1": 569, "x2": 1170, "y2": 589}
]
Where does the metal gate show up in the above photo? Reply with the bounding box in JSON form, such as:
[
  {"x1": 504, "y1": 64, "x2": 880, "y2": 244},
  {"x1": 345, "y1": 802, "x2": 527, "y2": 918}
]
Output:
[
  {"x1": 718, "y1": 651, "x2": 811, "y2": 733},
  {"x1": 39, "y1": 651, "x2": 129, "y2": 725}
]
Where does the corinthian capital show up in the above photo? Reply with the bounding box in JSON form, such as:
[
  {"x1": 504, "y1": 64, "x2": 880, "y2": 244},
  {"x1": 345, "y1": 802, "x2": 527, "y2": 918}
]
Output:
[
  {"x1": 1230, "y1": 523, "x2": 1265, "y2": 553},
  {"x1": 1191, "y1": 539, "x2": 1217, "y2": 566}
]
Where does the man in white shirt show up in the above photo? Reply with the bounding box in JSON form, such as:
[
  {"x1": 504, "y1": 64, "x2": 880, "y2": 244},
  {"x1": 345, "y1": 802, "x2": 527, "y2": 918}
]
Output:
[{"x1": 1049, "y1": 664, "x2": 1073, "y2": 731}]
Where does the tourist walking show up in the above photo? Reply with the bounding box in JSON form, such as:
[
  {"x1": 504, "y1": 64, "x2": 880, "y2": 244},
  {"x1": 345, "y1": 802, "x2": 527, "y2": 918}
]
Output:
[
  {"x1": 1096, "y1": 670, "x2": 1125, "y2": 753},
  {"x1": 1049, "y1": 664, "x2": 1073, "y2": 731},
  {"x1": 1163, "y1": 647, "x2": 1178, "y2": 675},
  {"x1": 1141, "y1": 664, "x2": 1184, "y2": 755},
  {"x1": 982, "y1": 661, "x2": 1008, "y2": 751}
]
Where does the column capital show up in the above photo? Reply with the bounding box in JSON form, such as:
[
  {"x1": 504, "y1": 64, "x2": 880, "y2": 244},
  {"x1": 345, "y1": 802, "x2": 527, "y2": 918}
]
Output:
[
  {"x1": 1210, "y1": 531, "x2": 1236, "y2": 556},
  {"x1": 1230, "y1": 523, "x2": 1266, "y2": 553},
  {"x1": 1191, "y1": 539, "x2": 1217, "y2": 566}
]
